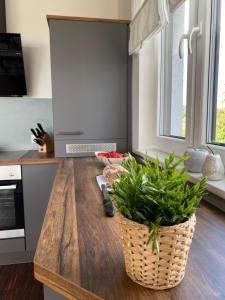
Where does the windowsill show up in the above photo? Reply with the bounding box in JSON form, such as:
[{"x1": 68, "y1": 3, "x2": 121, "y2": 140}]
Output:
[{"x1": 134, "y1": 148, "x2": 225, "y2": 200}]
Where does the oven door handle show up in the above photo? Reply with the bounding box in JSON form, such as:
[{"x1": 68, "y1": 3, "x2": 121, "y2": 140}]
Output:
[{"x1": 0, "y1": 185, "x2": 17, "y2": 190}]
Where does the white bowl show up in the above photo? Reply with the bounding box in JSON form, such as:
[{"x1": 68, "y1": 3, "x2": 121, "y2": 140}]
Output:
[{"x1": 95, "y1": 151, "x2": 130, "y2": 166}]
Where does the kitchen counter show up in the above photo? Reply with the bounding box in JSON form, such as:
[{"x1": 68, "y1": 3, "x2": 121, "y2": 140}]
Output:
[
  {"x1": 0, "y1": 150, "x2": 61, "y2": 166},
  {"x1": 34, "y1": 157, "x2": 225, "y2": 300}
]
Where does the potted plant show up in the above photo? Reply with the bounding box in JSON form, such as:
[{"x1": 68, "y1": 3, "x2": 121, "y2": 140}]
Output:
[{"x1": 111, "y1": 153, "x2": 207, "y2": 290}]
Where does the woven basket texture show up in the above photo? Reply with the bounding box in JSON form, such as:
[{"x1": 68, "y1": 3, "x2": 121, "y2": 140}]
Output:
[{"x1": 118, "y1": 213, "x2": 196, "y2": 290}]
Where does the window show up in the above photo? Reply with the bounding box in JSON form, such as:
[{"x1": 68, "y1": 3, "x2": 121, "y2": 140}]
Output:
[
  {"x1": 137, "y1": 0, "x2": 225, "y2": 160},
  {"x1": 160, "y1": 0, "x2": 190, "y2": 139},
  {"x1": 207, "y1": 0, "x2": 225, "y2": 145}
]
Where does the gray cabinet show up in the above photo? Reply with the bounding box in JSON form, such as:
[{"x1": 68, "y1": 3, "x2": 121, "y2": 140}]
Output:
[
  {"x1": 0, "y1": 238, "x2": 25, "y2": 254},
  {"x1": 44, "y1": 286, "x2": 66, "y2": 300},
  {"x1": 49, "y1": 20, "x2": 130, "y2": 156},
  {"x1": 22, "y1": 164, "x2": 57, "y2": 251}
]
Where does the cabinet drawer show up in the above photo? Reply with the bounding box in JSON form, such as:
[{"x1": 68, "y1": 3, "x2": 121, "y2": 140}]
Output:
[{"x1": 0, "y1": 238, "x2": 25, "y2": 253}]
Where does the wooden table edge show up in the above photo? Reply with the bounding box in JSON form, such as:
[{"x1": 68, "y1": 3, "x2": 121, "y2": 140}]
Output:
[
  {"x1": 46, "y1": 15, "x2": 130, "y2": 24},
  {"x1": 0, "y1": 158, "x2": 61, "y2": 166},
  {"x1": 34, "y1": 262, "x2": 103, "y2": 300}
]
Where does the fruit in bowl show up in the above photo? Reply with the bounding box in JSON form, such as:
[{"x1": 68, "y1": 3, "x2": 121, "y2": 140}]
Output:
[{"x1": 95, "y1": 151, "x2": 130, "y2": 166}]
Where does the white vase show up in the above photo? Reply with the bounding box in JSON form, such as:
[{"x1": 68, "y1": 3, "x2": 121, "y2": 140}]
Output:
[
  {"x1": 202, "y1": 154, "x2": 224, "y2": 181},
  {"x1": 184, "y1": 148, "x2": 208, "y2": 173}
]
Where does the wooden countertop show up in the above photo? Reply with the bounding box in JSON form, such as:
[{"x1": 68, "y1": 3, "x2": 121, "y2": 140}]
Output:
[
  {"x1": 0, "y1": 151, "x2": 61, "y2": 166},
  {"x1": 47, "y1": 15, "x2": 130, "y2": 25},
  {"x1": 34, "y1": 157, "x2": 225, "y2": 300}
]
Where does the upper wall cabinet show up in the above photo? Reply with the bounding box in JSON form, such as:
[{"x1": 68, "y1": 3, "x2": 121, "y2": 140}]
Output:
[{"x1": 49, "y1": 18, "x2": 130, "y2": 157}]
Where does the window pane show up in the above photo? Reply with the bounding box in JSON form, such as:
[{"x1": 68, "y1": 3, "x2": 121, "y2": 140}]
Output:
[
  {"x1": 210, "y1": 0, "x2": 225, "y2": 144},
  {"x1": 160, "y1": 1, "x2": 189, "y2": 138}
]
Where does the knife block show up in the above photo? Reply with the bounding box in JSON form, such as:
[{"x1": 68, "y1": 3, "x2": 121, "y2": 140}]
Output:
[{"x1": 38, "y1": 133, "x2": 54, "y2": 153}]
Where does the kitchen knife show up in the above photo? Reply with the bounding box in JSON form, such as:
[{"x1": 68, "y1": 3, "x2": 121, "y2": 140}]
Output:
[
  {"x1": 35, "y1": 128, "x2": 44, "y2": 138},
  {"x1": 30, "y1": 128, "x2": 38, "y2": 139},
  {"x1": 33, "y1": 138, "x2": 44, "y2": 146},
  {"x1": 101, "y1": 184, "x2": 115, "y2": 217},
  {"x1": 37, "y1": 123, "x2": 46, "y2": 134}
]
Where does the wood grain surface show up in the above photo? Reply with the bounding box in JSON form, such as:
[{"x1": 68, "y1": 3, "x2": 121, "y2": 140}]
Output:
[
  {"x1": 0, "y1": 263, "x2": 43, "y2": 300},
  {"x1": 0, "y1": 150, "x2": 61, "y2": 166},
  {"x1": 47, "y1": 15, "x2": 130, "y2": 24},
  {"x1": 34, "y1": 159, "x2": 100, "y2": 300},
  {"x1": 34, "y1": 157, "x2": 225, "y2": 300}
]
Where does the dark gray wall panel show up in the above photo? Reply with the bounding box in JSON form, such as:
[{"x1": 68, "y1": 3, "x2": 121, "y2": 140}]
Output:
[
  {"x1": 0, "y1": 0, "x2": 6, "y2": 32},
  {"x1": 50, "y1": 20, "x2": 129, "y2": 155},
  {"x1": 22, "y1": 164, "x2": 57, "y2": 251}
]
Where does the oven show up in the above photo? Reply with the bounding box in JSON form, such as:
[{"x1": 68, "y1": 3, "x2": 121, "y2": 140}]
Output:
[{"x1": 0, "y1": 165, "x2": 25, "y2": 239}]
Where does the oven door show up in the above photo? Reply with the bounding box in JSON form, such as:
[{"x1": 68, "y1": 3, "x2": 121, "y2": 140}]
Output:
[{"x1": 0, "y1": 180, "x2": 25, "y2": 239}]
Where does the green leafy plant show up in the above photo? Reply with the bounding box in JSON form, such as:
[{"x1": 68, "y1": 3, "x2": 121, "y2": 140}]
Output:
[{"x1": 111, "y1": 153, "x2": 207, "y2": 253}]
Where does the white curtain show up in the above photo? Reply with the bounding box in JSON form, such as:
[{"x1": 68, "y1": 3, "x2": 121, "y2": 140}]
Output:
[
  {"x1": 131, "y1": 0, "x2": 145, "y2": 17},
  {"x1": 168, "y1": 0, "x2": 186, "y2": 11},
  {"x1": 129, "y1": 0, "x2": 169, "y2": 55},
  {"x1": 129, "y1": 0, "x2": 186, "y2": 55}
]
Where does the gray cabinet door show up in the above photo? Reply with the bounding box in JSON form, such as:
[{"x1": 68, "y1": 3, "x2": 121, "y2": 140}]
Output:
[
  {"x1": 22, "y1": 164, "x2": 57, "y2": 251},
  {"x1": 50, "y1": 20, "x2": 128, "y2": 142},
  {"x1": 0, "y1": 238, "x2": 25, "y2": 254}
]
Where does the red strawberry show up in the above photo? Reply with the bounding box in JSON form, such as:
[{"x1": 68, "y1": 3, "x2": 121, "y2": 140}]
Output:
[{"x1": 97, "y1": 151, "x2": 124, "y2": 158}]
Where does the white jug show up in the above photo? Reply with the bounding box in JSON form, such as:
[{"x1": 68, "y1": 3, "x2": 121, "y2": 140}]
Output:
[{"x1": 184, "y1": 148, "x2": 208, "y2": 173}]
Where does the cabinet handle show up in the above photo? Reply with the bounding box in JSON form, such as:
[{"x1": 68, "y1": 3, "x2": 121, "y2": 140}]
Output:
[
  {"x1": 0, "y1": 185, "x2": 16, "y2": 190},
  {"x1": 56, "y1": 131, "x2": 84, "y2": 136}
]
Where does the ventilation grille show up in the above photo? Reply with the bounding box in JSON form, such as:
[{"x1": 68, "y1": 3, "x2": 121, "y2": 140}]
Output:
[{"x1": 66, "y1": 143, "x2": 116, "y2": 154}]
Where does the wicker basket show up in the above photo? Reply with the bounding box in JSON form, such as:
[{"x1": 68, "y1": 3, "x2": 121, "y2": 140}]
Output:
[{"x1": 118, "y1": 213, "x2": 196, "y2": 290}]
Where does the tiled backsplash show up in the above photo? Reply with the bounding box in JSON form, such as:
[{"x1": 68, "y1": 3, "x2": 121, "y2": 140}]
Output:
[{"x1": 0, "y1": 98, "x2": 53, "y2": 150}]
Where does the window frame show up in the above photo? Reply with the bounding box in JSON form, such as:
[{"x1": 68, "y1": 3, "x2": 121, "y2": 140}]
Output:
[
  {"x1": 160, "y1": 3, "x2": 189, "y2": 140},
  {"x1": 135, "y1": 0, "x2": 225, "y2": 164},
  {"x1": 206, "y1": 0, "x2": 225, "y2": 146},
  {"x1": 182, "y1": 0, "x2": 225, "y2": 165},
  {"x1": 150, "y1": 0, "x2": 198, "y2": 157}
]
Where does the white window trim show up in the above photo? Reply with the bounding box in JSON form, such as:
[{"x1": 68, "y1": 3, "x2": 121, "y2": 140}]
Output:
[
  {"x1": 143, "y1": 0, "x2": 225, "y2": 162},
  {"x1": 192, "y1": 0, "x2": 211, "y2": 150},
  {"x1": 134, "y1": 0, "x2": 225, "y2": 167},
  {"x1": 148, "y1": 0, "x2": 198, "y2": 158},
  {"x1": 191, "y1": 0, "x2": 225, "y2": 165}
]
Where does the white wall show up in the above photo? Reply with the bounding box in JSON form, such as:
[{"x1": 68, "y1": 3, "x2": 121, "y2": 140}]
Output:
[
  {"x1": 132, "y1": 37, "x2": 159, "y2": 151},
  {"x1": 131, "y1": 0, "x2": 159, "y2": 151},
  {"x1": 139, "y1": 38, "x2": 159, "y2": 149},
  {"x1": 117, "y1": 0, "x2": 131, "y2": 19},
  {"x1": 5, "y1": 0, "x2": 131, "y2": 98}
]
